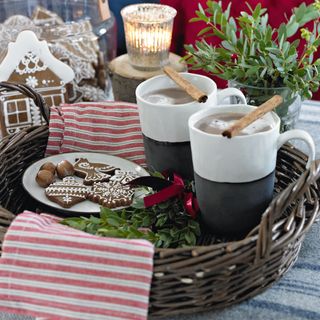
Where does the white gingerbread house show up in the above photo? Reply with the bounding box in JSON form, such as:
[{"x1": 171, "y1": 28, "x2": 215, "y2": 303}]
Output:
[{"x1": 0, "y1": 30, "x2": 74, "y2": 135}]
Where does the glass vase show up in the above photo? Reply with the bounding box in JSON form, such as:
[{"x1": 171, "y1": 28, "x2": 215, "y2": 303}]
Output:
[
  {"x1": 0, "y1": 0, "x2": 117, "y2": 100},
  {"x1": 228, "y1": 80, "x2": 302, "y2": 132}
]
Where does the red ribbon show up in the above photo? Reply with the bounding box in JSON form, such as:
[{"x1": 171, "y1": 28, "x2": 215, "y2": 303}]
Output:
[{"x1": 143, "y1": 173, "x2": 199, "y2": 219}]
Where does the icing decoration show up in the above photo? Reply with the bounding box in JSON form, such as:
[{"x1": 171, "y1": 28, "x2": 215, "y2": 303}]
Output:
[
  {"x1": 0, "y1": 30, "x2": 75, "y2": 136},
  {"x1": 74, "y1": 158, "x2": 117, "y2": 185},
  {"x1": 0, "y1": 9, "x2": 108, "y2": 112},
  {"x1": 0, "y1": 30, "x2": 74, "y2": 83},
  {"x1": 45, "y1": 177, "x2": 89, "y2": 208},
  {"x1": 88, "y1": 181, "x2": 135, "y2": 208},
  {"x1": 110, "y1": 170, "x2": 140, "y2": 185}
]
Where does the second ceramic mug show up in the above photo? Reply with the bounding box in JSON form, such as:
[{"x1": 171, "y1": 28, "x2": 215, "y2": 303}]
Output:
[
  {"x1": 135, "y1": 73, "x2": 246, "y2": 179},
  {"x1": 189, "y1": 104, "x2": 316, "y2": 238}
]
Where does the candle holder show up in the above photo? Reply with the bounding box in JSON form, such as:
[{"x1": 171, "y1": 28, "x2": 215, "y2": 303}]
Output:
[{"x1": 121, "y1": 3, "x2": 177, "y2": 71}]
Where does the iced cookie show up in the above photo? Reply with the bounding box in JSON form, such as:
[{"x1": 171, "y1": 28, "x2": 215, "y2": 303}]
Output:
[
  {"x1": 74, "y1": 158, "x2": 117, "y2": 185},
  {"x1": 87, "y1": 181, "x2": 135, "y2": 208},
  {"x1": 45, "y1": 177, "x2": 89, "y2": 208},
  {"x1": 110, "y1": 170, "x2": 140, "y2": 185}
]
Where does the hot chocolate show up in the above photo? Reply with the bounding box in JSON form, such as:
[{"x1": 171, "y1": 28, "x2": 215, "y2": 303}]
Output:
[
  {"x1": 142, "y1": 87, "x2": 194, "y2": 105},
  {"x1": 196, "y1": 112, "x2": 274, "y2": 135}
]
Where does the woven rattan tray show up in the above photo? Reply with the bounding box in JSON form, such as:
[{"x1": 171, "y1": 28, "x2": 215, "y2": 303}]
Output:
[{"x1": 0, "y1": 82, "x2": 319, "y2": 318}]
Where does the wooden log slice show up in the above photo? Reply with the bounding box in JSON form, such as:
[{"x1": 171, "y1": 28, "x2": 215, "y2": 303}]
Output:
[{"x1": 108, "y1": 53, "x2": 187, "y2": 103}]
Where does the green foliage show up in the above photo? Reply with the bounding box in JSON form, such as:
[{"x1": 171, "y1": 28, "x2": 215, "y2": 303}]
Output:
[
  {"x1": 183, "y1": 1, "x2": 320, "y2": 100},
  {"x1": 60, "y1": 195, "x2": 200, "y2": 249}
]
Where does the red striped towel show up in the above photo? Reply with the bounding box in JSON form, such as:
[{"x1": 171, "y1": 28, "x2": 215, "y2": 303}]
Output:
[
  {"x1": 45, "y1": 106, "x2": 65, "y2": 155},
  {"x1": 0, "y1": 211, "x2": 154, "y2": 320},
  {"x1": 45, "y1": 102, "x2": 146, "y2": 167}
]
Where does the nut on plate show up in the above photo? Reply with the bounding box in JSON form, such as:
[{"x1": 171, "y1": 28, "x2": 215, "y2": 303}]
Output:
[
  {"x1": 40, "y1": 162, "x2": 56, "y2": 174},
  {"x1": 36, "y1": 170, "x2": 55, "y2": 188},
  {"x1": 56, "y1": 160, "x2": 75, "y2": 179}
]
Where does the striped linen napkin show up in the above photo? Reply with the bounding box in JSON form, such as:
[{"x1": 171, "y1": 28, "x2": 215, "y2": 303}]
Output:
[
  {"x1": 0, "y1": 211, "x2": 154, "y2": 320},
  {"x1": 45, "y1": 102, "x2": 146, "y2": 167}
]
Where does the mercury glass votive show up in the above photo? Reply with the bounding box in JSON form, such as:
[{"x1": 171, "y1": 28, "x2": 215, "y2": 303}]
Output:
[{"x1": 121, "y1": 4, "x2": 177, "y2": 71}]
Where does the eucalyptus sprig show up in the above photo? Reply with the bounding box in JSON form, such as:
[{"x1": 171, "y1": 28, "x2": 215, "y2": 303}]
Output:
[
  {"x1": 183, "y1": 1, "x2": 320, "y2": 99},
  {"x1": 61, "y1": 189, "x2": 200, "y2": 248}
]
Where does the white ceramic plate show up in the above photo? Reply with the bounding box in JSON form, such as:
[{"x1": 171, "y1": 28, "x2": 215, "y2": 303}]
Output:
[{"x1": 22, "y1": 152, "x2": 149, "y2": 213}]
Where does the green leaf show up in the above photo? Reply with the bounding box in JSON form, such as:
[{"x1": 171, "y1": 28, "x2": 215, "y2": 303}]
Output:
[
  {"x1": 221, "y1": 40, "x2": 234, "y2": 51},
  {"x1": 260, "y1": 67, "x2": 268, "y2": 78},
  {"x1": 151, "y1": 171, "x2": 165, "y2": 179},
  {"x1": 286, "y1": 21, "x2": 300, "y2": 38},
  {"x1": 100, "y1": 207, "x2": 114, "y2": 220},
  {"x1": 252, "y1": 3, "x2": 261, "y2": 20},
  {"x1": 246, "y1": 66, "x2": 260, "y2": 76},
  {"x1": 106, "y1": 217, "x2": 121, "y2": 227},
  {"x1": 98, "y1": 229, "x2": 124, "y2": 238},
  {"x1": 89, "y1": 216, "x2": 101, "y2": 224},
  {"x1": 185, "y1": 231, "x2": 196, "y2": 245},
  {"x1": 266, "y1": 47, "x2": 280, "y2": 54},
  {"x1": 197, "y1": 26, "x2": 212, "y2": 37}
]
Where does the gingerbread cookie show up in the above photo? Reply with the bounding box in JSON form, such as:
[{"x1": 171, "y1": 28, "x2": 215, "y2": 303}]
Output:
[
  {"x1": 74, "y1": 158, "x2": 117, "y2": 185},
  {"x1": 87, "y1": 181, "x2": 135, "y2": 208},
  {"x1": 110, "y1": 170, "x2": 140, "y2": 185},
  {"x1": 45, "y1": 177, "x2": 89, "y2": 208}
]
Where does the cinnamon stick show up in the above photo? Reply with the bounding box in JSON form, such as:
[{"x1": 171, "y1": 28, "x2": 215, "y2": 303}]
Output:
[
  {"x1": 163, "y1": 66, "x2": 208, "y2": 103},
  {"x1": 222, "y1": 95, "x2": 283, "y2": 139}
]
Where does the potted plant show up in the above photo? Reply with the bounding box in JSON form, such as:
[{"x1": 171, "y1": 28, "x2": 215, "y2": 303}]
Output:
[{"x1": 183, "y1": 1, "x2": 320, "y2": 131}]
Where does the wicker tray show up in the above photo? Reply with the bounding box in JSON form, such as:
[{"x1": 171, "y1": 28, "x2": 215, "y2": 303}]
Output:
[{"x1": 0, "y1": 82, "x2": 319, "y2": 318}]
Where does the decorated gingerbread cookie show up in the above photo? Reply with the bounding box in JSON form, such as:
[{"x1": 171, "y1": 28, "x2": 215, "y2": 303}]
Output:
[
  {"x1": 110, "y1": 170, "x2": 140, "y2": 185},
  {"x1": 45, "y1": 177, "x2": 89, "y2": 208},
  {"x1": 87, "y1": 181, "x2": 135, "y2": 208},
  {"x1": 74, "y1": 158, "x2": 117, "y2": 185}
]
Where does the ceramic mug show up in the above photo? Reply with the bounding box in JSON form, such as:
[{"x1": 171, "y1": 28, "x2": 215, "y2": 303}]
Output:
[
  {"x1": 135, "y1": 73, "x2": 246, "y2": 179},
  {"x1": 189, "y1": 104, "x2": 316, "y2": 238}
]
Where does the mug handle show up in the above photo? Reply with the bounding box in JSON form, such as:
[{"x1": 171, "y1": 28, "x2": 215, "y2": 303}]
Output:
[
  {"x1": 277, "y1": 129, "x2": 315, "y2": 169},
  {"x1": 217, "y1": 88, "x2": 247, "y2": 105}
]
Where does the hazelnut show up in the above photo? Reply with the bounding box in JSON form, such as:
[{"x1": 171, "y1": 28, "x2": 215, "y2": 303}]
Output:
[
  {"x1": 56, "y1": 160, "x2": 75, "y2": 179},
  {"x1": 36, "y1": 170, "x2": 55, "y2": 188},
  {"x1": 40, "y1": 162, "x2": 56, "y2": 174}
]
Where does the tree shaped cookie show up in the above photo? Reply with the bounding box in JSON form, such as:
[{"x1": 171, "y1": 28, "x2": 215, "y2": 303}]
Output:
[
  {"x1": 87, "y1": 181, "x2": 135, "y2": 208},
  {"x1": 45, "y1": 177, "x2": 89, "y2": 208},
  {"x1": 74, "y1": 158, "x2": 117, "y2": 185}
]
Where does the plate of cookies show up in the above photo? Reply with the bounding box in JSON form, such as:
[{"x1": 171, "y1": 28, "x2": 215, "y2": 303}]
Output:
[{"x1": 22, "y1": 152, "x2": 149, "y2": 213}]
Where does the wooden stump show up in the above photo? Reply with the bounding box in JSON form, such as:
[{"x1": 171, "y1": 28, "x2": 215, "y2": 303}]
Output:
[{"x1": 108, "y1": 53, "x2": 187, "y2": 103}]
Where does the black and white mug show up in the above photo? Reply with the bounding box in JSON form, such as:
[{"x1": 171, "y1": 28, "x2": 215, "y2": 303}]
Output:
[
  {"x1": 188, "y1": 104, "x2": 316, "y2": 238},
  {"x1": 135, "y1": 73, "x2": 246, "y2": 179}
]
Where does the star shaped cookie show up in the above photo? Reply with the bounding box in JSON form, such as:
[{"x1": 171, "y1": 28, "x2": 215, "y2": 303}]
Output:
[{"x1": 87, "y1": 181, "x2": 135, "y2": 208}]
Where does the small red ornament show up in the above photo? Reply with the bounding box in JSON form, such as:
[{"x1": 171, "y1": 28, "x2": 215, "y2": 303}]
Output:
[{"x1": 231, "y1": 53, "x2": 238, "y2": 60}]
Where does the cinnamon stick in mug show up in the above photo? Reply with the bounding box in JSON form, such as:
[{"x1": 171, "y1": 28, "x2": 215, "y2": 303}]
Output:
[
  {"x1": 222, "y1": 95, "x2": 283, "y2": 138},
  {"x1": 163, "y1": 66, "x2": 208, "y2": 103}
]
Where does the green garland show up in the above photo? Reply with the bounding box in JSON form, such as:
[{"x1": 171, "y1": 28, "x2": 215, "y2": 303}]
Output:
[{"x1": 61, "y1": 187, "x2": 200, "y2": 248}]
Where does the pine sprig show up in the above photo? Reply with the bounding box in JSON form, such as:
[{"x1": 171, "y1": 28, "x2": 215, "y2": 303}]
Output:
[{"x1": 183, "y1": 1, "x2": 320, "y2": 100}]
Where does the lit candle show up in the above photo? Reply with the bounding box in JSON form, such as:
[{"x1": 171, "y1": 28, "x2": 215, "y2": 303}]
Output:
[{"x1": 121, "y1": 4, "x2": 177, "y2": 70}]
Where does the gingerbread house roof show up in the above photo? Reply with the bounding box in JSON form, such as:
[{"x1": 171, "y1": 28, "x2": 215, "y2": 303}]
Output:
[{"x1": 0, "y1": 30, "x2": 74, "y2": 83}]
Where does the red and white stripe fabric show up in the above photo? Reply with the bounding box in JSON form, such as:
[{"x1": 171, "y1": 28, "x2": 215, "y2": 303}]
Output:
[
  {"x1": 45, "y1": 102, "x2": 146, "y2": 167},
  {"x1": 45, "y1": 106, "x2": 65, "y2": 155},
  {"x1": 0, "y1": 211, "x2": 154, "y2": 320}
]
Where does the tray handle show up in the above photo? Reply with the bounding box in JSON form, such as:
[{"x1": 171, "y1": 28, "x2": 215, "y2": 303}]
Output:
[
  {"x1": 255, "y1": 159, "x2": 320, "y2": 262},
  {"x1": 0, "y1": 81, "x2": 49, "y2": 125}
]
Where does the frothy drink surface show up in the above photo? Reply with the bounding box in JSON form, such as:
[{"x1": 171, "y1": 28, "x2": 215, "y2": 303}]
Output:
[
  {"x1": 142, "y1": 88, "x2": 194, "y2": 105},
  {"x1": 196, "y1": 112, "x2": 275, "y2": 135}
]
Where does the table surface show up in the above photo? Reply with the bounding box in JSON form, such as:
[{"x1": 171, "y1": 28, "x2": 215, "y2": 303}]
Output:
[{"x1": 1, "y1": 100, "x2": 319, "y2": 320}]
